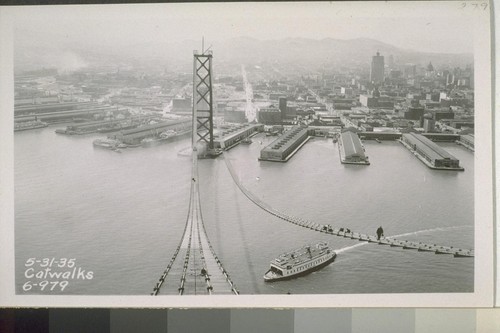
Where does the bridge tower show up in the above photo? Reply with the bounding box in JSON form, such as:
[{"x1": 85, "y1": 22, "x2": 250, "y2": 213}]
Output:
[{"x1": 192, "y1": 49, "x2": 218, "y2": 158}]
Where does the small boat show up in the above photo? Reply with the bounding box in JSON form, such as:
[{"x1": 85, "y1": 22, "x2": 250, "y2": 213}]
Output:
[
  {"x1": 93, "y1": 138, "x2": 122, "y2": 149},
  {"x1": 263, "y1": 242, "x2": 336, "y2": 282},
  {"x1": 375, "y1": 138, "x2": 381, "y2": 143}
]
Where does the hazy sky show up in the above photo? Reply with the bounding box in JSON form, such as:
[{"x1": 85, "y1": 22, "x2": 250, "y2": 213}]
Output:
[{"x1": 10, "y1": 2, "x2": 475, "y2": 54}]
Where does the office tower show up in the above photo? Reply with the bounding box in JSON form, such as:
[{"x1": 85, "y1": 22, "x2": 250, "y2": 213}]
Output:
[
  {"x1": 279, "y1": 97, "x2": 287, "y2": 119},
  {"x1": 370, "y1": 52, "x2": 385, "y2": 84}
]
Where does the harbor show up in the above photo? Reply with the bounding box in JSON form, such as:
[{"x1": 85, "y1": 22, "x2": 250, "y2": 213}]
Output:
[
  {"x1": 14, "y1": 128, "x2": 474, "y2": 294},
  {"x1": 225, "y1": 149, "x2": 473, "y2": 260}
]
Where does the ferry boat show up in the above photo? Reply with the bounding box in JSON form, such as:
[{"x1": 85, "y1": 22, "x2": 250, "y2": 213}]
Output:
[{"x1": 263, "y1": 242, "x2": 336, "y2": 282}]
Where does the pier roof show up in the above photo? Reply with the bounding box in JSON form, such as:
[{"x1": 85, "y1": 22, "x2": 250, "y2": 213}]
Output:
[
  {"x1": 262, "y1": 126, "x2": 308, "y2": 154},
  {"x1": 120, "y1": 118, "x2": 190, "y2": 135},
  {"x1": 403, "y1": 133, "x2": 458, "y2": 161},
  {"x1": 341, "y1": 130, "x2": 366, "y2": 158}
]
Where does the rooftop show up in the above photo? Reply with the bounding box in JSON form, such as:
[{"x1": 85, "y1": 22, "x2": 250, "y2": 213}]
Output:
[
  {"x1": 341, "y1": 130, "x2": 366, "y2": 158},
  {"x1": 403, "y1": 133, "x2": 459, "y2": 161}
]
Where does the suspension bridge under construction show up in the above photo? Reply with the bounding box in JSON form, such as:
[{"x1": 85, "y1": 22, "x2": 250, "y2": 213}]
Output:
[{"x1": 151, "y1": 49, "x2": 473, "y2": 296}]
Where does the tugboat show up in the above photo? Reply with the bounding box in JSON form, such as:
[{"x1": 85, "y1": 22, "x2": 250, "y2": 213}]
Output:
[{"x1": 263, "y1": 242, "x2": 336, "y2": 282}]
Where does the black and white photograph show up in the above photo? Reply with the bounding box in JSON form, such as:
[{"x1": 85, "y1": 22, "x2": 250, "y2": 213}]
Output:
[{"x1": 0, "y1": 1, "x2": 494, "y2": 307}]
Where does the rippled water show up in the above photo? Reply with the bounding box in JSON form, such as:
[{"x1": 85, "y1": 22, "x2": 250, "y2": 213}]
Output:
[{"x1": 15, "y1": 127, "x2": 474, "y2": 295}]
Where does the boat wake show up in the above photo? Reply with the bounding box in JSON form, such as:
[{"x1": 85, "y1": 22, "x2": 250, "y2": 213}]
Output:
[
  {"x1": 335, "y1": 225, "x2": 472, "y2": 254},
  {"x1": 388, "y1": 225, "x2": 472, "y2": 239},
  {"x1": 335, "y1": 243, "x2": 366, "y2": 254}
]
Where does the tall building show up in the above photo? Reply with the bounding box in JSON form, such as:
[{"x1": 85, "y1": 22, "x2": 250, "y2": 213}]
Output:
[
  {"x1": 279, "y1": 97, "x2": 287, "y2": 119},
  {"x1": 370, "y1": 52, "x2": 385, "y2": 84},
  {"x1": 258, "y1": 106, "x2": 282, "y2": 124},
  {"x1": 423, "y1": 113, "x2": 436, "y2": 132}
]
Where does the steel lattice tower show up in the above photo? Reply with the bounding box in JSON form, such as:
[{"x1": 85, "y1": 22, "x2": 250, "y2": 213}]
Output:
[{"x1": 192, "y1": 50, "x2": 217, "y2": 158}]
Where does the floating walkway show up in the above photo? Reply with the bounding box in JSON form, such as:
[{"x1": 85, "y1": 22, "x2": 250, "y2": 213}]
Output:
[
  {"x1": 152, "y1": 150, "x2": 239, "y2": 295},
  {"x1": 223, "y1": 154, "x2": 473, "y2": 258}
]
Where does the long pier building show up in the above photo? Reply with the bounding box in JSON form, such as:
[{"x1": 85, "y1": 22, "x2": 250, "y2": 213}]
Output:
[
  {"x1": 338, "y1": 130, "x2": 370, "y2": 165},
  {"x1": 110, "y1": 119, "x2": 192, "y2": 145},
  {"x1": 259, "y1": 126, "x2": 309, "y2": 162},
  {"x1": 14, "y1": 106, "x2": 120, "y2": 123},
  {"x1": 457, "y1": 134, "x2": 474, "y2": 152},
  {"x1": 400, "y1": 133, "x2": 464, "y2": 170},
  {"x1": 14, "y1": 101, "x2": 98, "y2": 116},
  {"x1": 359, "y1": 131, "x2": 402, "y2": 140},
  {"x1": 54, "y1": 115, "x2": 157, "y2": 135},
  {"x1": 214, "y1": 124, "x2": 263, "y2": 150},
  {"x1": 421, "y1": 133, "x2": 460, "y2": 141}
]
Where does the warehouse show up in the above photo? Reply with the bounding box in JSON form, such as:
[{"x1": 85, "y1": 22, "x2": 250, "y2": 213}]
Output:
[
  {"x1": 401, "y1": 133, "x2": 463, "y2": 170},
  {"x1": 259, "y1": 126, "x2": 309, "y2": 162},
  {"x1": 338, "y1": 130, "x2": 370, "y2": 165}
]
